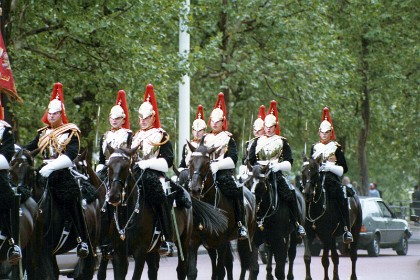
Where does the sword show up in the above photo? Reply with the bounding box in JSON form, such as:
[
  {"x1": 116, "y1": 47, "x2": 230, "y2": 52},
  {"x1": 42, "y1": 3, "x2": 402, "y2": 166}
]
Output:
[{"x1": 171, "y1": 207, "x2": 184, "y2": 261}]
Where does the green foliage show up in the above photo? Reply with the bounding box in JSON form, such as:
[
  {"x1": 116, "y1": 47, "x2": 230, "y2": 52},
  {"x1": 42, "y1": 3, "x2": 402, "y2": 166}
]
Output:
[{"x1": 5, "y1": 0, "x2": 418, "y2": 200}]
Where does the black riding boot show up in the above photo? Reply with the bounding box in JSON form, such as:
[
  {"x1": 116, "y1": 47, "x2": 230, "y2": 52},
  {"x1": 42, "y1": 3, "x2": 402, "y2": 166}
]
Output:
[
  {"x1": 69, "y1": 198, "x2": 90, "y2": 258},
  {"x1": 234, "y1": 197, "x2": 248, "y2": 240},
  {"x1": 156, "y1": 200, "x2": 175, "y2": 256},
  {"x1": 340, "y1": 197, "x2": 353, "y2": 244},
  {"x1": 289, "y1": 190, "x2": 306, "y2": 239}
]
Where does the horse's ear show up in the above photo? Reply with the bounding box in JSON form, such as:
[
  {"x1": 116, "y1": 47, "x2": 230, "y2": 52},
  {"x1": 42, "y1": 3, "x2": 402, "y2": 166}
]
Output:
[
  {"x1": 261, "y1": 164, "x2": 269, "y2": 174},
  {"x1": 29, "y1": 147, "x2": 41, "y2": 158},
  {"x1": 199, "y1": 137, "x2": 205, "y2": 146},
  {"x1": 187, "y1": 140, "x2": 196, "y2": 153},
  {"x1": 80, "y1": 148, "x2": 87, "y2": 160},
  {"x1": 106, "y1": 144, "x2": 115, "y2": 155},
  {"x1": 208, "y1": 145, "x2": 219, "y2": 156},
  {"x1": 126, "y1": 145, "x2": 139, "y2": 156},
  {"x1": 173, "y1": 165, "x2": 180, "y2": 176},
  {"x1": 302, "y1": 151, "x2": 308, "y2": 162}
]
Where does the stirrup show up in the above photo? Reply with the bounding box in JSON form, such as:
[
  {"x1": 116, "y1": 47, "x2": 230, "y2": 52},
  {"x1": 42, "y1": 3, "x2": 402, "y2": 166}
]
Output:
[
  {"x1": 158, "y1": 241, "x2": 175, "y2": 256},
  {"x1": 7, "y1": 245, "x2": 22, "y2": 265},
  {"x1": 77, "y1": 242, "x2": 89, "y2": 259},
  {"x1": 237, "y1": 223, "x2": 248, "y2": 240},
  {"x1": 297, "y1": 224, "x2": 306, "y2": 237},
  {"x1": 343, "y1": 231, "x2": 353, "y2": 244}
]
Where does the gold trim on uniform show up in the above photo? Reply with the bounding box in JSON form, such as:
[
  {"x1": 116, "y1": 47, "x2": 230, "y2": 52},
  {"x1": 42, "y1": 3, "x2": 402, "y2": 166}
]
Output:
[{"x1": 37, "y1": 123, "x2": 80, "y2": 158}]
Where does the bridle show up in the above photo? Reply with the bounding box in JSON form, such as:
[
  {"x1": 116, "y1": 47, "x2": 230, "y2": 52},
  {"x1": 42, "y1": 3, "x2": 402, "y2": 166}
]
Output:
[
  {"x1": 189, "y1": 151, "x2": 215, "y2": 199},
  {"x1": 302, "y1": 160, "x2": 327, "y2": 223}
]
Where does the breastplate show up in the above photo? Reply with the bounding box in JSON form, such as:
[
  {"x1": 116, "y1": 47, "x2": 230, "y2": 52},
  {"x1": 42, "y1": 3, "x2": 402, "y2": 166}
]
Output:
[
  {"x1": 204, "y1": 131, "x2": 231, "y2": 160},
  {"x1": 131, "y1": 128, "x2": 163, "y2": 160},
  {"x1": 312, "y1": 142, "x2": 338, "y2": 162},
  {"x1": 102, "y1": 129, "x2": 130, "y2": 160},
  {"x1": 255, "y1": 135, "x2": 283, "y2": 161}
]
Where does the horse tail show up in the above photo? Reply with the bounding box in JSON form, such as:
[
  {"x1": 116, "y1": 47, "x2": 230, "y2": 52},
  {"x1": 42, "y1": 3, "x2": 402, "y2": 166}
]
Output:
[{"x1": 191, "y1": 197, "x2": 228, "y2": 235}]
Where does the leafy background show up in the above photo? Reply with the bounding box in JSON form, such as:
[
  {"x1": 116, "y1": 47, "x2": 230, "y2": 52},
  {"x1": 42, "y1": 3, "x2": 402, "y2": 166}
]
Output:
[{"x1": 2, "y1": 0, "x2": 418, "y2": 203}]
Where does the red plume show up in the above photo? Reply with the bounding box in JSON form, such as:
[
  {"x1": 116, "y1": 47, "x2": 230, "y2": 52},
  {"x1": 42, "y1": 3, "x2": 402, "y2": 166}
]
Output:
[
  {"x1": 196, "y1": 104, "x2": 205, "y2": 120},
  {"x1": 41, "y1": 83, "x2": 68, "y2": 125},
  {"x1": 115, "y1": 90, "x2": 130, "y2": 129},
  {"x1": 257, "y1": 105, "x2": 266, "y2": 120},
  {"x1": 321, "y1": 107, "x2": 336, "y2": 140},
  {"x1": 143, "y1": 84, "x2": 161, "y2": 128},
  {"x1": 267, "y1": 100, "x2": 280, "y2": 135}
]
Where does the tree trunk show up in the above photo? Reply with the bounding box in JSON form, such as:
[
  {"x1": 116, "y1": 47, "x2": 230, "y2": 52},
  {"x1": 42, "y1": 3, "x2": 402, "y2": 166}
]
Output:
[{"x1": 358, "y1": 35, "x2": 370, "y2": 195}]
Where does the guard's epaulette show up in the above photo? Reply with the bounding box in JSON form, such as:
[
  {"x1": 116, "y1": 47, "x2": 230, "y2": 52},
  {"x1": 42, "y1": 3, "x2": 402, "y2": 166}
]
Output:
[
  {"x1": 280, "y1": 136, "x2": 288, "y2": 141},
  {"x1": 0, "y1": 120, "x2": 11, "y2": 128},
  {"x1": 223, "y1": 131, "x2": 233, "y2": 137},
  {"x1": 333, "y1": 141, "x2": 341, "y2": 147},
  {"x1": 37, "y1": 125, "x2": 49, "y2": 132}
]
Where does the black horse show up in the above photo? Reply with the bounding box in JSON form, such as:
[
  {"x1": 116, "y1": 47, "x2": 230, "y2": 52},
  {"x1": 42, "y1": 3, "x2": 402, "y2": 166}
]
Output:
[
  {"x1": 105, "y1": 146, "x2": 193, "y2": 280},
  {"x1": 301, "y1": 155, "x2": 362, "y2": 280},
  {"x1": 186, "y1": 142, "x2": 258, "y2": 280},
  {"x1": 11, "y1": 148, "x2": 100, "y2": 280},
  {"x1": 246, "y1": 164, "x2": 306, "y2": 280},
  {"x1": 0, "y1": 149, "x2": 38, "y2": 279}
]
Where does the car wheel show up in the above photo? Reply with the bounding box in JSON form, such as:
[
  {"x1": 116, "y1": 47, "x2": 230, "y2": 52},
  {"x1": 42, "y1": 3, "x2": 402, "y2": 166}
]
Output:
[
  {"x1": 367, "y1": 234, "x2": 380, "y2": 257},
  {"x1": 395, "y1": 237, "x2": 408, "y2": 256}
]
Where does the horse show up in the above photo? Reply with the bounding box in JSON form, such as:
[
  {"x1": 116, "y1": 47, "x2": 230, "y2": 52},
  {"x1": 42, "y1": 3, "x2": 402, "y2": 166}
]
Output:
[
  {"x1": 186, "y1": 142, "x2": 258, "y2": 280},
  {"x1": 301, "y1": 155, "x2": 362, "y2": 280},
  {"x1": 0, "y1": 149, "x2": 38, "y2": 279},
  {"x1": 105, "y1": 146, "x2": 194, "y2": 280},
  {"x1": 11, "y1": 148, "x2": 100, "y2": 280},
  {"x1": 245, "y1": 163, "x2": 306, "y2": 280}
]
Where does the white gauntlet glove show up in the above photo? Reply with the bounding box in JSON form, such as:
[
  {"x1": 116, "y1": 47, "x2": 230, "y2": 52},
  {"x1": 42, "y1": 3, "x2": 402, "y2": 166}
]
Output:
[
  {"x1": 39, "y1": 155, "x2": 73, "y2": 177},
  {"x1": 137, "y1": 158, "x2": 168, "y2": 172},
  {"x1": 210, "y1": 157, "x2": 235, "y2": 175},
  {"x1": 95, "y1": 164, "x2": 105, "y2": 173},
  {"x1": 320, "y1": 161, "x2": 343, "y2": 177},
  {"x1": 269, "y1": 161, "x2": 291, "y2": 173},
  {"x1": 238, "y1": 165, "x2": 249, "y2": 180},
  {"x1": 0, "y1": 155, "x2": 10, "y2": 170}
]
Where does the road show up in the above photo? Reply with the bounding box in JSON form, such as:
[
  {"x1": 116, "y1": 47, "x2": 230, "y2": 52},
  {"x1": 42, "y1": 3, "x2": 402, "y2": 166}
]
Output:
[{"x1": 62, "y1": 242, "x2": 420, "y2": 279}]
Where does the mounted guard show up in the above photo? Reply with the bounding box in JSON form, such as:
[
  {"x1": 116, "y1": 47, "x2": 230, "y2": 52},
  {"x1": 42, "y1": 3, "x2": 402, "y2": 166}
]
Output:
[
  {"x1": 203, "y1": 92, "x2": 248, "y2": 240},
  {"x1": 310, "y1": 107, "x2": 353, "y2": 244},
  {"x1": 249, "y1": 100, "x2": 306, "y2": 238},
  {"x1": 131, "y1": 84, "x2": 175, "y2": 256},
  {"x1": 24, "y1": 82, "x2": 90, "y2": 258},
  {"x1": 0, "y1": 111, "x2": 21, "y2": 264}
]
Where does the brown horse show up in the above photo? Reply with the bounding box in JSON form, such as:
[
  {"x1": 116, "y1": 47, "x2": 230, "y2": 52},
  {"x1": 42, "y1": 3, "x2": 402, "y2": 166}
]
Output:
[
  {"x1": 105, "y1": 146, "x2": 193, "y2": 280},
  {"x1": 301, "y1": 155, "x2": 362, "y2": 280},
  {"x1": 186, "y1": 142, "x2": 258, "y2": 280},
  {"x1": 10, "y1": 148, "x2": 100, "y2": 280}
]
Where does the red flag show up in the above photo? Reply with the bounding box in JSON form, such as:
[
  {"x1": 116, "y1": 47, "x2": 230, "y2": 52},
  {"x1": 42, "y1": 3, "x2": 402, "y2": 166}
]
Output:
[{"x1": 0, "y1": 20, "x2": 22, "y2": 102}]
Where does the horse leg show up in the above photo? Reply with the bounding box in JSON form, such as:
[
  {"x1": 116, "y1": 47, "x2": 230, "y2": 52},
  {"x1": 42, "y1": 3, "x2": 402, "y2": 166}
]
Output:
[
  {"x1": 176, "y1": 231, "x2": 190, "y2": 280},
  {"x1": 206, "y1": 247, "x2": 218, "y2": 280},
  {"x1": 321, "y1": 244, "x2": 331, "y2": 280},
  {"x1": 224, "y1": 243, "x2": 234, "y2": 280},
  {"x1": 111, "y1": 252, "x2": 129, "y2": 280},
  {"x1": 287, "y1": 234, "x2": 297, "y2": 280},
  {"x1": 146, "y1": 252, "x2": 160, "y2": 280},
  {"x1": 97, "y1": 256, "x2": 109, "y2": 280},
  {"x1": 187, "y1": 243, "x2": 200, "y2": 280},
  {"x1": 73, "y1": 254, "x2": 96, "y2": 280},
  {"x1": 216, "y1": 244, "x2": 228, "y2": 280},
  {"x1": 272, "y1": 237, "x2": 287, "y2": 280},
  {"x1": 265, "y1": 243, "x2": 274, "y2": 280},
  {"x1": 331, "y1": 241, "x2": 339, "y2": 280},
  {"x1": 303, "y1": 236, "x2": 313, "y2": 280},
  {"x1": 349, "y1": 239, "x2": 358, "y2": 280}
]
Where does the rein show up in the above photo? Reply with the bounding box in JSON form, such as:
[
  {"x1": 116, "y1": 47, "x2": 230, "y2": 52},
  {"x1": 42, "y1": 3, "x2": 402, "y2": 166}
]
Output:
[{"x1": 306, "y1": 172, "x2": 327, "y2": 223}]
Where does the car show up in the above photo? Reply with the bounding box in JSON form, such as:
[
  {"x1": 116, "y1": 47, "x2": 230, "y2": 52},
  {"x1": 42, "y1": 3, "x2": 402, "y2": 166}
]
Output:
[
  {"x1": 357, "y1": 196, "x2": 412, "y2": 256},
  {"x1": 309, "y1": 196, "x2": 412, "y2": 257}
]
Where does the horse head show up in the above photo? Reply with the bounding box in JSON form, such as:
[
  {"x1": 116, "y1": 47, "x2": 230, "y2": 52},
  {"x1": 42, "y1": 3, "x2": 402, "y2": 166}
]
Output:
[
  {"x1": 187, "y1": 140, "x2": 218, "y2": 199},
  {"x1": 301, "y1": 154, "x2": 321, "y2": 202},
  {"x1": 10, "y1": 147, "x2": 38, "y2": 191},
  {"x1": 249, "y1": 164, "x2": 270, "y2": 206},
  {"x1": 73, "y1": 148, "x2": 88, "y2": 175},
  {"x1": 106, "y1": 145, "x2": 138, "y2": 206}
]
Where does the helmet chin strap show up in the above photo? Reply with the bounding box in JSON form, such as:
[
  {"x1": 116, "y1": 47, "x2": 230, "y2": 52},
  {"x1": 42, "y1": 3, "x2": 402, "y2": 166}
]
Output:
[{"x1": 111, "y1": 118, "x2": 125, "y2": 129}]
